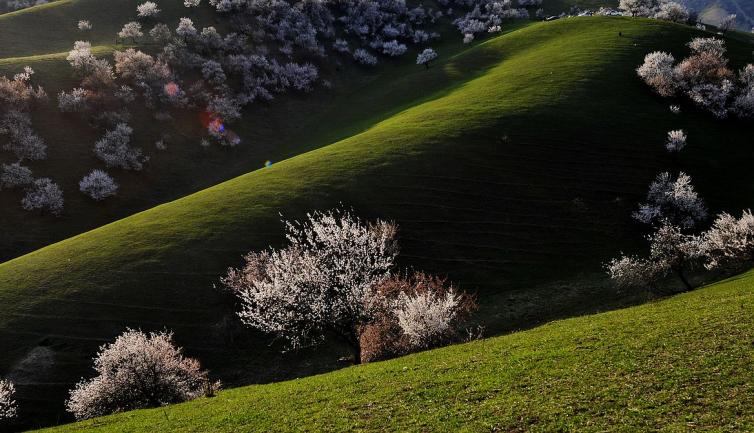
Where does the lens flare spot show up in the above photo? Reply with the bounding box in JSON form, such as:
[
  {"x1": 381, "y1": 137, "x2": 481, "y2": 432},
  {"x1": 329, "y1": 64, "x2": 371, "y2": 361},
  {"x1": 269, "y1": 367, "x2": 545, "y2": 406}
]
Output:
[
  {"x1": 208, "y1": 118, "x2": 225, "y2": 134},
  {"x1": 164, "y1": 82, "x2": 180, "y2": 97}
]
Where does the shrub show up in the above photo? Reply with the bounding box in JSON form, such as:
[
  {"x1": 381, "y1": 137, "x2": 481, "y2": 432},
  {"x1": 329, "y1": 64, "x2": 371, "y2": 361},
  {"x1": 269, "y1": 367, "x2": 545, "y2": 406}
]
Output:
[
  {"x1": 94, "y1": 123, "x2": 146, "y2": 170},
  {"x1": 0, "y1": 163, "x2": 33, "y2": 190},
  {"x1": 665, "y1": 129, "x2": 686, "y2": 152},
  {"x1": 136, "y1": 1, "x2": 160, "y2": 18},
  {"x1": 353, "y1": 48, "x2": 378, "y2": 66},
  {"x1": 66, "y1": 329, "x2": 214, "y2": 420},
  {"x1": 79, "y1": 170, "x2": 118, "y2": 201},
  {"x1": 22, "y1": 178, "x2": 64, "y2": 216},
  {"x1": 360, "y1": 273, "x2": 476, "y2": 362},
  {"x1": 118, "y1": 22, "x2": 143, "y2": 42},
  {"x1": 636, "y1": 51, "x2": 678, "y2": 97},
  {"x1": 416, "y1": 48, "x2": 438, "y2": 69}
]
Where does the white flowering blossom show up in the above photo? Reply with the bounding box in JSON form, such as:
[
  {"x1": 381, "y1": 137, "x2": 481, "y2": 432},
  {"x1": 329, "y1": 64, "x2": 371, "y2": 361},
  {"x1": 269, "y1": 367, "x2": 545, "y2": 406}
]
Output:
[
  {"x1": 136, "y1": 1, "x2": 160, "y2": 18},
  {"x1": 687, "y1": 80, "x2": 733, "y2": 119},
  {"x1": 665, "y1": 129, "x2": 687, "y2": 152},
  {"x1": 653, "y1": 1, "x2": 688, "y2": 23},
  {"x1": 66, "y1": 329, "x2": 213, "y2": 420},
  {"x1": 0, "y1": 163, "x2": 33, "y2": 190},
  {"x1": 79, "y1": 170, "x2": 118, "y2": 201},
  {"x1": 184, "y1": 0, "x2": 201, "y2": 7},
  {"x1": 636, "y1": 51, "x2": 678, "y2": 97},
  {"x1": 118, "y1": 22, "x2": 143, "y2": 41},
  {"x1": 700, "y1": 210, "x2": 754, "y2": 270},
  {"x1": 0, "y1": 379, "x2": 17, "y2": 421},
  {"x1": 94, "y1": 123, "x2": 146, "y2": 170},
  {"x1": 78, "y1": 20, "x2": 92, "y2": 31},
  {"x1": 669, "y1": 104, "x2": 681, "y2": 114},
  {"x1": 176, "y1": 17, "x2": 197, "y2": 37},
  {"x1": 606, "y1": 255, "x2": 659, "y2": 290},
  {"x1": 1, "y1": 110, "x2": 47, "y2": 161},
  {"x1": 22, "y1": 178, "x2": 64, "y2": 216},
  {"x1": 416, "y1": 48, "x2": 438, "y2": 69},
  {"x1": 381, "y1": 40, "x2": 407, "y2": 57},
  {"x1": 719, "y1": 14, "x2": 736, "y2": 33},
  {"x1": 223, "y1": 209, "x2": 398, "y2": 363},
  {"x1": 353, "y1": 49, "x2": 378, "y2": 66},
  {"x1": 58, "y1": 87, "x2": 89, "y2": 112},
  {"x1": 149, "y1": 23, "x2": 172, "y2": 43},
  {"x1": 633, "y1": 172, "x2": 707, "y2": 229},
  {"x1": 394, "y1": 290, "x2": 459, "y2": 348},
  {"x1": 608, "y1": 223, "x2": 700, "y2": 292}
]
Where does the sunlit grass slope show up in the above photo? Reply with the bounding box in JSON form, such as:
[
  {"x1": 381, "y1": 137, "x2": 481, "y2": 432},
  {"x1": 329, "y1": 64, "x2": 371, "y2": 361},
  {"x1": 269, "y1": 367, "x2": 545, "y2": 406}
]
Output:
[
  {"x1": 38, "y1": 269, "x2": 754, "y2": 432},
  {"x1": 1, "y1": 15, "x2": 754, "y2": 428},
  {"x1": 0, "y1": 0, "x2": 497, "y2": 264}
]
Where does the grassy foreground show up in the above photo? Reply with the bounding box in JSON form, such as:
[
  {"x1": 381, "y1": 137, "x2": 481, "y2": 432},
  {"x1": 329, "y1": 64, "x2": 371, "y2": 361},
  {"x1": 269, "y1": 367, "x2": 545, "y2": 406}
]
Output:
[
  {"x1": 2, "y1": 13, "x2": 754, "y2": 428},
  {"x1": 37, "y1": 270, "x2": 754, "y2": 432}
]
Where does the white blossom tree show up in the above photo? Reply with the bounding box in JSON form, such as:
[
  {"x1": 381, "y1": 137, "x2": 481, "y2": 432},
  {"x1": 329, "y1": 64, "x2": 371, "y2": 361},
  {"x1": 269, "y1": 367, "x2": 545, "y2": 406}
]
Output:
[
  {"x1": 606, "y1": 255, "x2": 659, "y2": 291},
  {"x1": 94, "y1": 123, "x2": 146, "y2": 170},
  {"x1": 719, "y1": 14, "x2": 736, "y2": 33},
  {"x1": 636, "y1": 51, "x2": 678, "y2": 97},
  {"x1": 58, "y1": 87, "x2": 89, "y2": 112},
  {"x1": 66, "y1": 329, "x2": 214, "y2": 420},
  {"x1": 222, "y1": 209, "x2": 399, "y2": 364},
  {"x1": 150, "y1": 23, "x2": 172, "y2": 44},
  {"x1": 136, "y1": 1, "x2": 160, "y2": 18},
  {"x1": 619, "y1": 0, "x2": 659, "y2": 17},
  {"x1": 416, "y1": 48, "x2": 438, "y2": 69},
  {"x1": 647, "y1": 223, "x2": 701, "y2": 291},
  {"x1": 633, "y1": 171, "x2": 707, "y2": 229},
  {"x1": 79, "y1": 169, "x2": 118, "y2": 201},
  {"x1": 607, "y1": 223, "x2": 700, "y2": 292},
  {"x1": 665, "y1": 129, "x2": 687, "y2": 152},
  {"x1": 0, "y1": 379, "x2": 17, "y2": 421},
  {"x1": 353, "y1": 48, "x2": 378, "y2": 66},
  {"x1": 653, "y1": 1, "x2": 689, "y2": 23},
  {"x1": 118, "y1": 22, "x2": 143, "y2": 42},
  {"x1": 700, "y1": 210, "x2": 754, "y2": 270},
  {"x1": 381, "y1": 40, "x2": 407, "y2": 56},
  {"x1": 22, "y1": 178, "x2": 64, "y2": 216},
  {"x1": 184, "y1": 0, "x2": 201, "y2": 7},
  {"x1": 0, "y1": 163, "x2": 33, "y2": 190},
  {"x1": 176, "y1": 17, "x2": 197, "y2": 38}
]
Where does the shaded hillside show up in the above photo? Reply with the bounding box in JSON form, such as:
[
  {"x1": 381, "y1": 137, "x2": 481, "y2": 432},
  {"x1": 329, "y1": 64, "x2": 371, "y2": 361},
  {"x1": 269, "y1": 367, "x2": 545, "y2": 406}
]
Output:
[{"x1": 37, "y1": 268, "x2": 754, "y2": 432}]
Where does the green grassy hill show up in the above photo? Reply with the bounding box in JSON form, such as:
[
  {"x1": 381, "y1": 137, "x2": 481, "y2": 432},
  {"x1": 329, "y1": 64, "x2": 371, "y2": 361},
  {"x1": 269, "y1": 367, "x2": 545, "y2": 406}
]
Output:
[
  {"x1": 1, "y1": 4, "x2": 754, "y2": 429},
  {"x1": 36, "y1": 268, "x2": 754, "y2": 432},
  {"x1": 1, "y1": 0, "x2": 480, "y2": 264}
]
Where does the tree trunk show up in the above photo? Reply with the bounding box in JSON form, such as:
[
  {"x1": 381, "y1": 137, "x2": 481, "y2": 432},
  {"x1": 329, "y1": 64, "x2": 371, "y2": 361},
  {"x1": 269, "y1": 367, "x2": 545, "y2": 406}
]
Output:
[
  {"x1": 675, "y1": 268, "x2": 693, "y2": 292},
  {"x1": 352, "y1": 342, "x2": 362, "y2": 365}
]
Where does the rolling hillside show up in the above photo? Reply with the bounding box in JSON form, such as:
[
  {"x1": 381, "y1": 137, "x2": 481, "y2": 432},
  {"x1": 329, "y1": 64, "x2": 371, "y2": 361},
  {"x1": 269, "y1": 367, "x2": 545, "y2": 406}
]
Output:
[
  {"x1": 0, "y1": 0, "x2": 480, "y2": 264},
  {"x1": 36, "y1": 268, "x2": 754, "y2": 432},
  {"x1": 1, "y1": 5, "x2": 754, "y2": 430}
]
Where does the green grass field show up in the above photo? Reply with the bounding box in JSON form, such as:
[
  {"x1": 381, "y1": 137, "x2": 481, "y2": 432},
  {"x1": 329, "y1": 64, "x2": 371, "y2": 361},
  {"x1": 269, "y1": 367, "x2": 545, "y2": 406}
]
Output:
[
  {"x1": 2, "y1": 1, "x2": 754, "y2": 429},
  {"x1": 35, "y1": 268, "x2": 754, "y2": 432}
]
